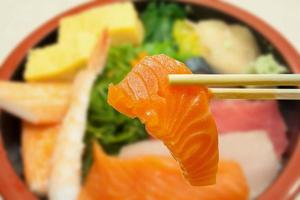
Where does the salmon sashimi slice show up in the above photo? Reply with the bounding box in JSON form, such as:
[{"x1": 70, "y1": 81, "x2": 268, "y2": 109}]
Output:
[
  {"x1": 120, "y1": 132, "x2": 280, "y2": 199},
  {"x1": 0, "y1": 82, "x2": 71, "y2": 124},
  {"x1": 107, "y1": 54, "x2": 218, "y2": 185},
  {"x1": 79, "y1": 143, "x2": 249, "y2": 200},
  {"x1": 22, "y1": 122, "x2": 59, "y2": 195}
]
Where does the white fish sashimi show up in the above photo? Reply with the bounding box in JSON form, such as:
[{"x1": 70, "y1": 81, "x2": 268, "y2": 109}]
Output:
[
  {"x1": 49, "y1": 32, "x2": 109, "y2": 200},
  {"x1": 119, "y1": 140, "x2": 170, "y2": 158},
  {"x1": 219, "y1": 130, "x2": 281, "y2": 199}
]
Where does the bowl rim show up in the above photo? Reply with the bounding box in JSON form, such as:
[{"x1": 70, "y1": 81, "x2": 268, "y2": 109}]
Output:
[{"x1": 0, "y1": 0, "x2": 299, "y2": 199}]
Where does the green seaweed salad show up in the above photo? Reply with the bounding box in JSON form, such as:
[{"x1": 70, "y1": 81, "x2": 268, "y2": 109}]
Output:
[{"x1": 83, "y1": 2, "x2": 198, "y2": 174}]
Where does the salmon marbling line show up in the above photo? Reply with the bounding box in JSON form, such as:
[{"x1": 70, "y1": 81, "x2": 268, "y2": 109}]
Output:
[{"x1": 108, "y1": 54, "x2": 219, "y2": 186}]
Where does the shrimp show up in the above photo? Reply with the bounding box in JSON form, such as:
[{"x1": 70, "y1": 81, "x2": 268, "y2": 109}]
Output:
[{"x1": 48, "y1": 31, "x2": 109, "y2": 200}]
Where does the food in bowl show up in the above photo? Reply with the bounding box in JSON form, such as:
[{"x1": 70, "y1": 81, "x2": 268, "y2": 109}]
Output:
[{"x1": 0, "y1": 1, "x2": 294, "y2": 199}]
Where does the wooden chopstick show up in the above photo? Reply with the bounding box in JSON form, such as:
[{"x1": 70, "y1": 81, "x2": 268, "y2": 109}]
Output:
[
  {"x1": 210, "y1": 88, "x2": 300, "y2": 100},
  {"x1": 168, "y1": 74, "x2": 300, "y2": 100},
  {"x1": 169, "y1": 74, "x2": 300, "y2": 86}
]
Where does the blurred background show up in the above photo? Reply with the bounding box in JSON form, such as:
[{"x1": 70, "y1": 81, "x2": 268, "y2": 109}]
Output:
[
  {"x1": 0, "y1": 0, "x2": 300, "y2": 200},
  {"x1": 0, "y1": 0, "x2": 299, "y2": 64}
]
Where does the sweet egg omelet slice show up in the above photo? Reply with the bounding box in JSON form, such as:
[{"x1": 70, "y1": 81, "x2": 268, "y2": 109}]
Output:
[
  {"x1": 24, "y1": 32, "x2": 97, "y2": 81},
  {"x1": 24, "y1": 2, "x2": 144, "y2": 82},
  {"x1": 59, "y1": 2, "x2": 144, "y2": 46}
]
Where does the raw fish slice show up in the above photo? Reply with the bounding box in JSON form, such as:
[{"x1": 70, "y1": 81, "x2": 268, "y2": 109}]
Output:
[
  {"x1": 79, "y1": 143, "x2": 249, "y2": 200},
  {"x1": 49, "y1": 32, "x2": 109, "y2": 200},
  {"x1": 22, "y1": 122, "x2": 59, "y2": 195},
  {"x1": 0, "y1": 82, "x2": 71, "y2": 124},
  {"x1": 219, "y1": 131, "x2": 281, "y2": 198},
  {"x1": 119, "y1": 140, "x2": 170, "y2": 158},
  {"x1": 211, "y1": 100, "x2": 287, "y2": 156},
  {"x1": 108, "y1": 54, "x2": 218, "y2": 186},
  {"x1": 121, "y1": 131, "x2": 281, "y2": 199}
]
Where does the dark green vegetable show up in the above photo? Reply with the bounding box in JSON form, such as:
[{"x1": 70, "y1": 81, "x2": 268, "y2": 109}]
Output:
[
  {"x1": 140, "y1": 2, "x2": 188, "y2": 61},
  {"x1": 141, "y1": 2, "x2": 186, "y2": 42},
  {"x1": 83, "y1": 44, "x2": 148, "y2": 175},
  {"x1": 86, "y1": 44, "x2": 148, "y2": 154},
  {"x1": 140, "y1": 41, "x2": 179, "y2": 59}
]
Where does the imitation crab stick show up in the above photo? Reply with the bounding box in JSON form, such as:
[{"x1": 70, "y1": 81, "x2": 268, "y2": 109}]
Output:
[
  {"x1": 22, "y1": 122, "x2": 59, "y2": 195},
  {"x1": 0, "y1": 82, "x2": 71, "y2": 124}
]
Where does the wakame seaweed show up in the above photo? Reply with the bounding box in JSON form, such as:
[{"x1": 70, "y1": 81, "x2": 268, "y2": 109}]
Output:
[
  {"x1": 141, "y1": 1, "x2": 186, "y2": 42},
  {"x1": 85, "y1": 44, "x2": 148, "y2": 155},
  {"x1": 83, "y1": 43, "x2": 148, "y2": 176}
]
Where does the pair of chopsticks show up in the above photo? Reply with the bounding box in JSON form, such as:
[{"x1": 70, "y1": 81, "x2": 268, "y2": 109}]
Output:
[{"x1": 168, "y1": 74, "x2": 300, "y2": 100}]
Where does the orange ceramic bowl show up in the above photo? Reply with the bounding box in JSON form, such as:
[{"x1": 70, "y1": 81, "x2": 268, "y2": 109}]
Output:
[{"x1": 1, "y1": 0, "x2": 300, "y2": 199}]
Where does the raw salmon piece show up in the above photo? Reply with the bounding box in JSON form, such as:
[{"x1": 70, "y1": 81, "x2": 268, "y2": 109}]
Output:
[
  {"x1": 108, "y1": 54, "x2": 218, "y2": 186},
  {"x1": 22, "y1": 122, "x2": 59, "y2": 195},
  {"x1": 0, "y1": 81, "x2": 71, "y2": 124},
  {"x1": 211, "y1": 100, "x2": 287, "y2": 156},
  {"x1": 121, "y1": 131, "x2": 281, "y2": 199},
  {"x1": 79, "y1": 143, "x2": 249, "y2": 200}
]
